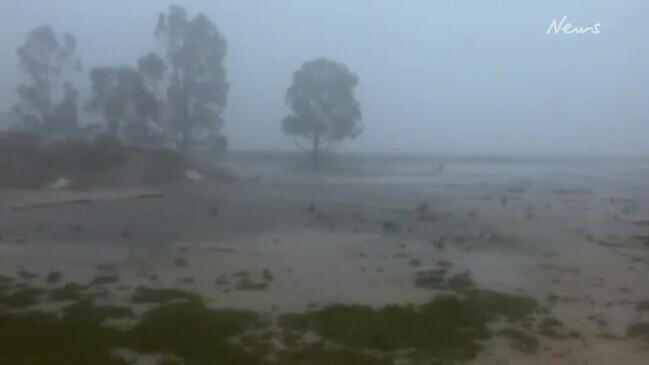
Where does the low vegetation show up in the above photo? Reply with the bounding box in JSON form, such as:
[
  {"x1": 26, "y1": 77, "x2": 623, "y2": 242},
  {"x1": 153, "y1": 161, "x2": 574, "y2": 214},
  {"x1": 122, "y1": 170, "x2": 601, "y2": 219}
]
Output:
[
  {"x1": 0, "y1": 287, "x2": 45, "y2": 308},
  {"x1": 131, "y1": 286, "x2": 201, "y2": 304},
  {"x1": 92, "y1": 275, "x2": 120, "y2": 285},
  {"x1": 278, "y1": 270, "x2": 546, "y2": 363},
  {"x1": 128, "y1": 302, "x2": 260, "y2": 364},
  {"x1": 0, "y1": 136, "x2": 126, "y2": 189},
  {"x1": 49, "y1": 282, "x2": 88, "y2": 302},
  {"x1": 0, "y1": 270, "x2": 571, "y2": 364},
  {"x1": 627, "y1": 299, "x2": 649, "y2": 339},
  {"x1": 497, "y1": 328, "x2": 540, "y2": 354},
  {"x1": 636, "y1": 299, "x2": 649, "y2": 312}
]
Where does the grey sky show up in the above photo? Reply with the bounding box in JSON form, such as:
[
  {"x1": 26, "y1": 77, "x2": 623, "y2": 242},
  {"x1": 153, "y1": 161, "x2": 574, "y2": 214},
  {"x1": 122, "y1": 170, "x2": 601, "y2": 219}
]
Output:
[{"x1": 1, "y1": 1, "x2": 648, "y2": 155}]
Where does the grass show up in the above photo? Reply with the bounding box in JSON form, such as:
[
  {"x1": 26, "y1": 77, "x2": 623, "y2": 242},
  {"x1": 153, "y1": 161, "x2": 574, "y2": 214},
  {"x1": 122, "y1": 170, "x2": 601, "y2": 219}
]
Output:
[
  {"x1": 0, "y1": 310, "x2": 128, "y2": 365},
  {"x1": 0, "y1": 287, "x2": 45, "y2": 308},
  {"x1": 0, "y1": 275, "x2": 13, "y2": 287},
  {"x1": 17, "y1": 270, "x2": 39, "y2": 280},
  {"x1": 279, "y1": 284, "x2": 542, "y2": 363},
  {"x1": 627, "y1": 300, "x2": 649, "y2": 339},
  {"x1": 215, "y1": 275, "x2": 229, "y2": 286},
  {"x1": 277, "y1": 343, "x2": 389, "y2": 365},
  {"x1": 0, "y1": 274, "x2": 551, "y2": 365},
  {"x1": 236, "y1": 278, "x2": 269, "y2": 291},
  {"x1": 445, "y1": 272, "x2": 475, "y2": 292},
  {"x1": 0, "y1": 295, "x2": 260, "y2": 365},
  {"x1": 279, "y1": 295, "x2": 490, "y2": 362},
  {"x1": 381, "y1": 221, "x2": 401, "y2": 234},
  {"x1": 414, "y1": 270, "x2": 539, "y2": 323},
  {"x1": 174, "y1": 257, "x2": 188, "y2": 267},
  {"x1": 627, "y1": 322, "x2": 649, "y2": 338},
  {"x1": 91, "y1": 275, "x2": 120, "y2": 285},
  {"x1": 46, "y1": 271, "x2": 63, "y2": 284},
  {"x1": 232, "y1": 270, "x2": 271, "y2": 291},
  {"x1": 262, "y1": 269, "x2": 274, "y2": 281},
  {"x1": 415, "y1": 270, "x2": 476, "y2": 293},
  {"x1": 498, "y1": 328, "x2": 539, "y2": 354},
  {"x1": 636, "y1": 300, "x2": 649, "y2": 312},
  {"x1": 535, "y1": 316, "x2": 580, "y2": 339},
  {"x1": 131, "y1": 286, "x2": 201, "y2": 304},
  {"x1": 62, "y1": 300, "x2": 134, "y2": 324},
  {"x1": 414, "y1": 268, "x2": 447, "y2": 289},
  {"x1": 127, "y1": 301, "x2": 260, "y2": 364},
  {"x1": 463, "y1": 289, "x2": 539, "y2": 323},
  {"x1": 49, "y1": 282, "x2": 87, "y2": 302}
]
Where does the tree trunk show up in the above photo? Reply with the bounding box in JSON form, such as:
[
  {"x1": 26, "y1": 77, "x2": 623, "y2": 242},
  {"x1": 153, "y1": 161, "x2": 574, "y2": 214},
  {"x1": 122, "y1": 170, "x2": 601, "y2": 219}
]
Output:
[
  {"x1": 179, "y1": 89, "x2": 190, "y2": 156},
  {"x1": 312, "y1": 133, "x2": 320, "y2": 168},
  {"x1": 108, "y1": 118, "x2": 119, "y2": 138}
]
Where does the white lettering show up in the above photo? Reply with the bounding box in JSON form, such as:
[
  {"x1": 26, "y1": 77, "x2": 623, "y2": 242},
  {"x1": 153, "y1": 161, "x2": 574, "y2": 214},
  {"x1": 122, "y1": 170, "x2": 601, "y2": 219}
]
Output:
[{"x1": 547, "y1": 16, "x2": 601, "y2": 35}]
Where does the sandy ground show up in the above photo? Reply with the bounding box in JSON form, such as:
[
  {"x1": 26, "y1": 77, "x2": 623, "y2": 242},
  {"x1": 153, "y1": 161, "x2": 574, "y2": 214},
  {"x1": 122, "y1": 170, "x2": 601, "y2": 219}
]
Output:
[{"x1": 1, "y1": 153, "x2": 648, "y2": 363}]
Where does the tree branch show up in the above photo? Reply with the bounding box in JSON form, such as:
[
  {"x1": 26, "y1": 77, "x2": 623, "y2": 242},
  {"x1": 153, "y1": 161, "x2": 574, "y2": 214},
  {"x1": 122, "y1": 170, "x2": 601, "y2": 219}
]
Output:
[{"x1": 293, "y1": 137, "x2": 310, "y2": 151}]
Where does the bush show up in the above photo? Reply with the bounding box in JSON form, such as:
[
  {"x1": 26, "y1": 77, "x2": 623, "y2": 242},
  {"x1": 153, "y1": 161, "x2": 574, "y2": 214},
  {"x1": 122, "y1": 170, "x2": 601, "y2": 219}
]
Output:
[
  {"x1": 142, "y1": 149, "x2": 185, "y2": 184},
  {"x1": 0, "y1": 135, "x2": 127, "y2": 188},
  {"x1": 43, "y1": 136, "x2": 126, "y2": 175}
]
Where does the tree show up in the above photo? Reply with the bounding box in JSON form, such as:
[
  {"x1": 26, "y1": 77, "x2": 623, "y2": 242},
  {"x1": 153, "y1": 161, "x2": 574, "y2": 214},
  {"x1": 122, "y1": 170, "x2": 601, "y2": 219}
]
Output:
[
  {"x1": 141, "y1": 5, "x2": 229, "y2": 154},
  {"x1": 13, "y1": 25, "x2": 82, "y2": 138},
  {"x1": 282, "y1": 58, "x2": 363, "y2": 165},
  {"x1": 87, "y1": 66, "x2": 160, "y2": 144}
]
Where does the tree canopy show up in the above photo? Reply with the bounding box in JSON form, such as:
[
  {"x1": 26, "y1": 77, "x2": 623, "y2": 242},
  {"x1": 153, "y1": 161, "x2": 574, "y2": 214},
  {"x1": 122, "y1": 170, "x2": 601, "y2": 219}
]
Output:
[
  {"x1": 282, "y1": 58, "x2": 362, "y2": 162},
  {"x1": 13, "y1": 25, "x2": 82, "y2": 139},
  {"x1": 144, "y1": 5, "x2": 229, "y2": 154},
  {"x1": 87, "y1": 66, "x2": 160, "y2": 145}
]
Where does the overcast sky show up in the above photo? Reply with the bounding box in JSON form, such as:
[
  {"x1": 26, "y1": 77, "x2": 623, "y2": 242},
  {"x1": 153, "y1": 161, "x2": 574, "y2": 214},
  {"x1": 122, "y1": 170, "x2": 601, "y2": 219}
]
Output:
[{"x1": 1, "y1": 1, "x2": 648, "y2": 155}]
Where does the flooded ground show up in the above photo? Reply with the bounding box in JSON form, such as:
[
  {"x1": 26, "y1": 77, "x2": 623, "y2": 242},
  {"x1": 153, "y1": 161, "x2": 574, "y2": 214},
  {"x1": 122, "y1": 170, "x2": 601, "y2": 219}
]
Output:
[{"x1": 1, "y1": 153, "x2": 648, "y2": 364}]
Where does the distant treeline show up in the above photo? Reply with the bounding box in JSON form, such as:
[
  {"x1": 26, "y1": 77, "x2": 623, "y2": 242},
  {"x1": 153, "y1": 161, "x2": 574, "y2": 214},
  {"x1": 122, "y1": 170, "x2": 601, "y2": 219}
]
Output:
[{"x1": 8, "y1": 5, "x2": 363, "y2": 163}]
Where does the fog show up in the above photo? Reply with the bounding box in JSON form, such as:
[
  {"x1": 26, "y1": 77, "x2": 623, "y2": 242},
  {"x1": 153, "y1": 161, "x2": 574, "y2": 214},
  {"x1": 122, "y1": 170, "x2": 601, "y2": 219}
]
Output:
[{"x1": 1, "y1": 0, "x2": 648, "y2": 155}]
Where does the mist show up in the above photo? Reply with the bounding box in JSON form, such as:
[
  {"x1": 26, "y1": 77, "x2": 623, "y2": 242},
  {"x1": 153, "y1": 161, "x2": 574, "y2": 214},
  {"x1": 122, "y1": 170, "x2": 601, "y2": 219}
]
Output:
[
  {"x1": 2, "y1": 2, "x2": 649, "y2": 363},
  {"x1": 1, "y1": 0, "x2": 648, "y2": 156}
]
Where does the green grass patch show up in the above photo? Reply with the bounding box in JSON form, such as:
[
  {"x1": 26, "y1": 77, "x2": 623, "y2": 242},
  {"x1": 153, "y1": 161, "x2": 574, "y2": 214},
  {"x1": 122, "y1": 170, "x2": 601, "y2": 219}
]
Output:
[
  {"x1": 636, "y1": 300, "x2": 649, "y2": 312},
  {"x1": 0, "y1": 287, "x2": 45, "y2": 308},
  {"x1": 131, "y1": 286, "x2": 201, "y2": 304},
  {"x1": 414, "y1": 268, "x2": 447, "y2": 289},
  {"x1": 279, "y1": 295, "x2": 490, "y2": 362},
  {"x1": 628, "y1": 322, "x2": 649, "y2": 338},
  {"x1": 497, "y1": 328, "x2": 539, "y2": 354},
  {"x1": 46, "y1": 271, "x2": 63, "y2": 284},
  {"x1": 127, "y1": 301, "x2": 260, "y2": 364},
  {"x1": 62, "y1": 301, "x2": 134, "y2": 325},
  {"x1": 277, "y1": 343, "x2": 389, "y2": 365},
  {"x1": 91, "y1": 275, "x2": 120, "y2": 285},
  {"x1": 279, "y1": 271, "x2": 541, "y2": 363},
  {"x1": 0, "y1": 309, "x2": 127, "y2": 365},
  {"x1": 49, "y1": 282, "x2": 87, "y2": 302},
  {"x1": 236, "y1": 278, "x2": 269, "y2": 291}
]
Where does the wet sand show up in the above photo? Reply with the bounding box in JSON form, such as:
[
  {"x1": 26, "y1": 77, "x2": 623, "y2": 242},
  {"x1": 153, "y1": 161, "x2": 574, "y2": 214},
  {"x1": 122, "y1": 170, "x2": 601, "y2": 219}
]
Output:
[{"x1": 1, "y1": 153, "x2": 648, "y2": 363}]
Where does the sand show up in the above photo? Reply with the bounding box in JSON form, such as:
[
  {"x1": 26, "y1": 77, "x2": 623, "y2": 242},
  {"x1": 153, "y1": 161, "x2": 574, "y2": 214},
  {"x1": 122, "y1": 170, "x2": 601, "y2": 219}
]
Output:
[{"x1": 1, "y1": 153, "x2": 648, "y2": 363}]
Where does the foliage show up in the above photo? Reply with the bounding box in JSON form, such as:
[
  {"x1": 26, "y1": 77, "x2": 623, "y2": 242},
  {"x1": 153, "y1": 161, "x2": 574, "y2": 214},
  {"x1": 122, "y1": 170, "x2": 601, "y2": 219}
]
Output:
[
  {"x1": 138, "y1": 5, "x2": 229, "y2": 154},
  {"x1": 49, "y1": 283, "x2": 87, "y2": 302},
  {"x1": 131, "y1": 286, "x2": 201, "y2": 304},
  {"x1": 0, "y1": 310, "x2": 127, "y2": 365},
  {"x1": 279, "y1": 295, "x2": 488, "y2": 362},
  {"x1": 282, "y1": 58, "x2": 362, "y2": 161},
  {"x1": 128, "y1": 302, "x2": 260, "y2": 364},
  {"x1": 13, "y1": 25, "x2": 82, "y2": 139},
  {"x1": 0, "y1": 287, "x2": 45, "y2": 308},
  {"x1": 497, "y1": 328, "x2": 540, "y2": 354},
  {"x1": 87, "y1": 66, "x2": 161, "y2": 145},
  {"x1": 277, "y1": 344, "x2": 389, "y2": 365},
  {"x1": 0, "y1": 136, "x2": 126, "y2": 188},
  {"x1": 628, "y1": 322, "x2": 649, "y2": 338}
]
